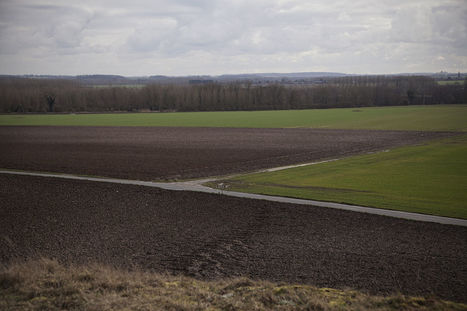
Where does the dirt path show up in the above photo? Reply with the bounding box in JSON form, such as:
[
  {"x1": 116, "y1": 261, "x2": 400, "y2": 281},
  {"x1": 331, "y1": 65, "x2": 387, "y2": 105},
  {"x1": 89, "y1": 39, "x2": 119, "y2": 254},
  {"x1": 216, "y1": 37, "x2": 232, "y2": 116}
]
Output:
[
  {"x1": 1, "y1": 174, "x2": 466, "y2": 302},
  {"x1": 2, "y1": 169, "x2": 466, "y2": 226}
]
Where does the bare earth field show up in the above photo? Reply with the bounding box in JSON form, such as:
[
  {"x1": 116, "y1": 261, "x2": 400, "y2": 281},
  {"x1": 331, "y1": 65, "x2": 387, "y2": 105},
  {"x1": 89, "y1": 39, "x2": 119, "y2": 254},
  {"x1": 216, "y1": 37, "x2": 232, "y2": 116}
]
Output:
[
  {"x1": 1, "y1": 126, "x2": 466, "y2": 304},
  {"x1": 1, "y1": 174, "x2": 466, "y2": 303},
  {"x1": 0, "y1": 126, "x2": 457, "y2": 180}
]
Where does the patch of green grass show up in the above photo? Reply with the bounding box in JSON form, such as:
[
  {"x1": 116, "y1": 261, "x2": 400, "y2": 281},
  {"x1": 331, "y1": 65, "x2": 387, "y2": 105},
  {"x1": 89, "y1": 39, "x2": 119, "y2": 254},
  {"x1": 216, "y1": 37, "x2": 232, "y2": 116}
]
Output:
[
  {"x1": 1, "y1": 259, "x2": 465, "y2": 311},
  {"x1": 437, "y1": 80, "x2": 465, "y2": 85},
  {"x1": 90, "y1": 84, "x2": 146, "y2": 88},
  {"x1": 211, "y1": 135, "x2": 467, "y2": 219},
  {"x1": 1, "y1": 105, "x2": 466, "y2": 131}
]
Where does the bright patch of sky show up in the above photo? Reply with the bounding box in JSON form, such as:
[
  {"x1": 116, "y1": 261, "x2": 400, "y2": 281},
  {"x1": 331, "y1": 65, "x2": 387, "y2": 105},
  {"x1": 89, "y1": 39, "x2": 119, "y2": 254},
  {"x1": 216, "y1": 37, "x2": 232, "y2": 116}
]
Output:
[{"x1": 0, "y1": 0, "x2": 465, "y2": 75}]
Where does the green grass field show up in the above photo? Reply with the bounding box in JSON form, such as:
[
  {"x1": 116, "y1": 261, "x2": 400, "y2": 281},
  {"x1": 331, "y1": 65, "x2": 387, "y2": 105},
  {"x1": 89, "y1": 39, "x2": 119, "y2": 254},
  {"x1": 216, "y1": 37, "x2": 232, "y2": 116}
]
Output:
[
  {"x1": 91, "y1": 84, "x2": 146, "y2": 88},
  {"x1": 210, "y1": 135, "x2": 467, "y2": 219},
  {"x1": 437, "y1": 80, "x2": 465, "y2": 85},
  {"x1": 1, "y1": 105, "x2": 466, "y2": 131}
]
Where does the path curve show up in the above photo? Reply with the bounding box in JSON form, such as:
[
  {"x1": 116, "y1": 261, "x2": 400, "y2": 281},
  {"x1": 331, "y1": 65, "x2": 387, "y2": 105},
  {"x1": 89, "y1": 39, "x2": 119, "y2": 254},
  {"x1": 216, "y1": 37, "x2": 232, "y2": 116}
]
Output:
[{"x1": 1, "y1": 169, "x2": 466, "y2": 227}]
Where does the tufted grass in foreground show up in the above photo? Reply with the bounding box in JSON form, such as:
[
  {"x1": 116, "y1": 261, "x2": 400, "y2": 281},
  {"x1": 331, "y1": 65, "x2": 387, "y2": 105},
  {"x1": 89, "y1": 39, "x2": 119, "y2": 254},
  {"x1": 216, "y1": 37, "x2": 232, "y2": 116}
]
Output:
[{"x1": 1, "y1": 259, "x2": 466, "y2": 311}]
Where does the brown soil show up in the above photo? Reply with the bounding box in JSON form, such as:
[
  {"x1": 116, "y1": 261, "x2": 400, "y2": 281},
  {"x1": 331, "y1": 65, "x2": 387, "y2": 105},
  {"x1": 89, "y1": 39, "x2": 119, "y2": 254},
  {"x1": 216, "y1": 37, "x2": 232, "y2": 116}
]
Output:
[
  {"x1": 0, "y1": 126, "x2": 456, "y2": 180},
  {"x1": 1, "y1": 174, "x2": 466, "y2": 303}
]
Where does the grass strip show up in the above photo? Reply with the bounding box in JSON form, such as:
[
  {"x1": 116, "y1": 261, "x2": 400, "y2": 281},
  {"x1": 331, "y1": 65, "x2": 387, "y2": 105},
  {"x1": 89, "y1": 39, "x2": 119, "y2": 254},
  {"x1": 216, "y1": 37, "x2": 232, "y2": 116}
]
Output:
[
  {"x1": 209, "y1": 135, "x2": 467, "y2": 219},
  {"x1": 1, "y1": 105, "x2": 466, "y2": 131}
]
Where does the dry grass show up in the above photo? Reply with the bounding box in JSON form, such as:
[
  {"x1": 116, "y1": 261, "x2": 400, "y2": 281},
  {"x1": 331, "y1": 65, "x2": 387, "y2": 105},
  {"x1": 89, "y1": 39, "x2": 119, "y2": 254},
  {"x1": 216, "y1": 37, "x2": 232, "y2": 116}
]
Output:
[{"x1": 1, "y1": 259, "x2": 465, "y2": 311}]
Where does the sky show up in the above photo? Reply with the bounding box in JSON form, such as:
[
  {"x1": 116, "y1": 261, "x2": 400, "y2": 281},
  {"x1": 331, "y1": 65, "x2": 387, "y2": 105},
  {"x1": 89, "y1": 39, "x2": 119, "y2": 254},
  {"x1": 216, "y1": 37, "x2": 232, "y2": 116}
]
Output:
[{"x1": 0, "y1": 0, "x2": 466, "y2": 76}]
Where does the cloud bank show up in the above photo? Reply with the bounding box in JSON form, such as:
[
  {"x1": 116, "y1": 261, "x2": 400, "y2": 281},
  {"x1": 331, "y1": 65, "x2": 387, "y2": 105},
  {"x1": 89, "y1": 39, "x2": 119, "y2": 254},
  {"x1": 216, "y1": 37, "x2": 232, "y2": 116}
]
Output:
[{"x1": 0, "y1": 0, "x2": 466, "y2": 75}]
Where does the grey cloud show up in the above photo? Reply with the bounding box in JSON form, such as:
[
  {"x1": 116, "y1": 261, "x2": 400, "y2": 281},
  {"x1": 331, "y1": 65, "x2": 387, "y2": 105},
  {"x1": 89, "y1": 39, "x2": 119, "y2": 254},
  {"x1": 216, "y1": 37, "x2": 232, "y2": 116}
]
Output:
[
  {"x1": 0, "y1": 2, "x2": 93, "y2": 54},
  {"x1": 0, "y1": 0, "x2": 466, "y2": 75}
]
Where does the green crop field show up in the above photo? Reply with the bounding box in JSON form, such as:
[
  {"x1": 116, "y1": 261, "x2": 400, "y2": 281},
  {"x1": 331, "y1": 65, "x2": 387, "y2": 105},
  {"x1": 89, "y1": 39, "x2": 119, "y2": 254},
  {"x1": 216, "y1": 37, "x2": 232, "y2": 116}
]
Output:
[
  {"x1": 1, "y1": 105, "x2": 466, "y2": 131},
  {"x1": 209, "y1": 135, "x2": 467, "y2": 219},
  {"x1": 91, "y1": 84, "x2": 147, "y2": 88},
  {"x1": 437, "y1": 80, "x2": 464, "y2": 85}
]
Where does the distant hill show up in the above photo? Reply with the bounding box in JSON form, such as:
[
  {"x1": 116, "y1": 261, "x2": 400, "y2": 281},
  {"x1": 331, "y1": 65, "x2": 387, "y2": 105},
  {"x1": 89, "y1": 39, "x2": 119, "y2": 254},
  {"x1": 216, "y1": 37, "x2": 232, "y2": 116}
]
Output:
[
  {"x1": 218, "y1": 72, "x2": 348, "y2": 79},
  {"x1": 0, "y1": 71, "x2": 464, "y2": 86}
]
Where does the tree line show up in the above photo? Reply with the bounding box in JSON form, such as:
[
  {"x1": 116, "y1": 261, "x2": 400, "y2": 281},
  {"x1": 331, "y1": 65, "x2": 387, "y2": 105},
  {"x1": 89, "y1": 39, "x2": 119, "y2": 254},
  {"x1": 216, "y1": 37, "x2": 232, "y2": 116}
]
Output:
[{"x1": 0, "y1": 76, "x2": 465, "y2": 113}]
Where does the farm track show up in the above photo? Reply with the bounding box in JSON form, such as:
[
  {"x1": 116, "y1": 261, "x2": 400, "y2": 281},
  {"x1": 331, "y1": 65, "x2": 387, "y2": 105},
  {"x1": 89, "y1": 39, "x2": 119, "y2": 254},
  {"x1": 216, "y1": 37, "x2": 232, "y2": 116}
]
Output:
[
  {"x1": 0, "y1": 174, "x2": 466, "y2": 302},
  {"x1": 2, "y1": 169, "x2": 466, "y2": 226},
  {"x1": 0, "y1": 126, "x2": 457, "y2": 180}
]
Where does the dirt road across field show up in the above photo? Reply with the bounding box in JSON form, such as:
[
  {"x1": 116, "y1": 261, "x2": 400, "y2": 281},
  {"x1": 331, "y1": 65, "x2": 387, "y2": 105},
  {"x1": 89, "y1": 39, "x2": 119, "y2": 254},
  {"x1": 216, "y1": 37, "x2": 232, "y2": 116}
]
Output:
[
  {"x1": 1, "y1": 174, "x2": 466, "y2": 302},
  {"x1": 0, "y1": 126, "x2": 457, "y2": 180},
  {"x1": 2, "y1": 169, "x2": 466, "y2": 227}
]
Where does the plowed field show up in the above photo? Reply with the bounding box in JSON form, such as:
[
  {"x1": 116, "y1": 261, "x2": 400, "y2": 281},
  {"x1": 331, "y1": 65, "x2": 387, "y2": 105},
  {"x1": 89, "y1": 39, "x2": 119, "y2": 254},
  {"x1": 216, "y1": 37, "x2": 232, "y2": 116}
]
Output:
[
  {"x1": 1, "y1": 126, "x2": 465, "y2": 303},
  {"x1": 1, "y1": 174, "x2": 466, "y2": 302},
  {"x1": 0, "y1": 126, "x2": 456, "y2": 180}
]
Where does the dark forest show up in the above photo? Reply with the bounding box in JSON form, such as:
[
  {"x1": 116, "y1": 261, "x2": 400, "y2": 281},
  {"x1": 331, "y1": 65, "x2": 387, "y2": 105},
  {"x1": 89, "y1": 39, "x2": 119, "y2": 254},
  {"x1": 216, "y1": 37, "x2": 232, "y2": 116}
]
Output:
[{"x1": 0, "y1": 76, "x2": 465, "y2": 113}]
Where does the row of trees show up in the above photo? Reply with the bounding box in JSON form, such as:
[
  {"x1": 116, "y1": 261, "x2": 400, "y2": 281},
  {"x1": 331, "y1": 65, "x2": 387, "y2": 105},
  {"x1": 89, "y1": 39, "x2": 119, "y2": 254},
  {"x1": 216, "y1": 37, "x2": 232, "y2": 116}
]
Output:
[{"x1": 0, "y1": 76, "x2": 465, "y2": 113}]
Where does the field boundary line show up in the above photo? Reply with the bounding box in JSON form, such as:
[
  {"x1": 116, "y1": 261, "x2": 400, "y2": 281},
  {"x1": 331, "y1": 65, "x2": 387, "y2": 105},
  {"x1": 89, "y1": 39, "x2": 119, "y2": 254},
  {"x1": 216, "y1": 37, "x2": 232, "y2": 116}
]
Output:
[{"x1": 1, "y1": 169, "x2": 466, "y2": 227}]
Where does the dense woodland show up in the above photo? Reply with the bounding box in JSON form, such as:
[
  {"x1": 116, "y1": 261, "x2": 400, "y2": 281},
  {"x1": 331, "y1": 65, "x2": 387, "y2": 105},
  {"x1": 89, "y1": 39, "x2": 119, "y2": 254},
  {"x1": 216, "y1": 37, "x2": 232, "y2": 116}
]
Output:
[{"x1": 0, "y1": 76, "x2": 465, "y2": 113}]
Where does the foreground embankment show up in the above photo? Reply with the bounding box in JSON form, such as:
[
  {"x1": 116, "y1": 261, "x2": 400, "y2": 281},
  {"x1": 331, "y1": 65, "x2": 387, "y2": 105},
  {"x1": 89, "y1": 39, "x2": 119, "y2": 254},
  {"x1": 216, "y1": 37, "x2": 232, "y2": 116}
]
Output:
[{"x1": 2, "y1": 259, "x2": 466, "y2": 311}]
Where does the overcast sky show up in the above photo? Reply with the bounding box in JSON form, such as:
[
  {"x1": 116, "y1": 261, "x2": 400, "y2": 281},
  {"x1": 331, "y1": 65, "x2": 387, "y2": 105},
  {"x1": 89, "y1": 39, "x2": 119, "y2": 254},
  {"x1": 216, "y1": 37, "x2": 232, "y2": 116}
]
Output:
[{"x1": 0, "y1": 0, "x2": 466, "y2": 76}]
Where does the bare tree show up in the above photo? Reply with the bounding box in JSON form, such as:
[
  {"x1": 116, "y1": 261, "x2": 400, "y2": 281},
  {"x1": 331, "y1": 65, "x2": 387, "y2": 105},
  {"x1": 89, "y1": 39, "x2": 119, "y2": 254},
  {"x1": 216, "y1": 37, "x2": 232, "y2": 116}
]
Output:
[{"x1": 45, "y1": 94, "x2": 56, "y2": 112}]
